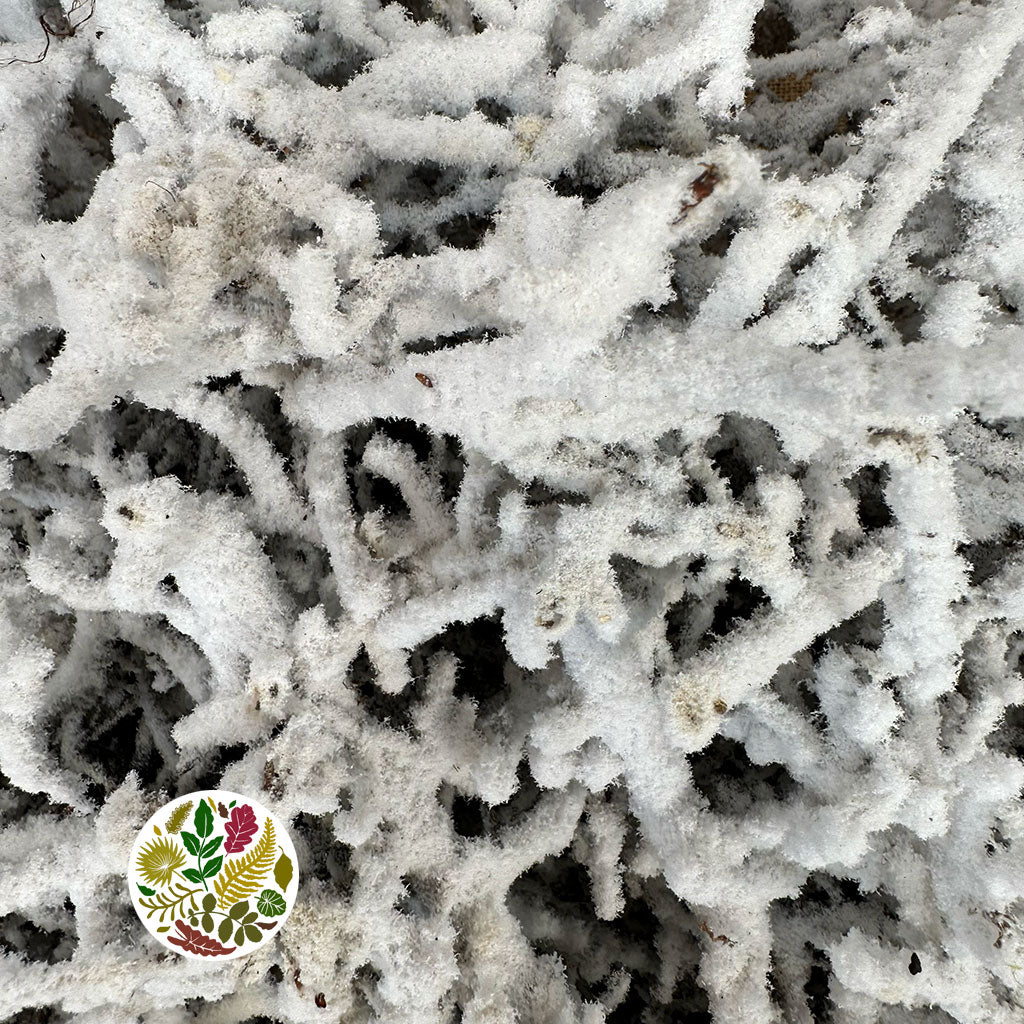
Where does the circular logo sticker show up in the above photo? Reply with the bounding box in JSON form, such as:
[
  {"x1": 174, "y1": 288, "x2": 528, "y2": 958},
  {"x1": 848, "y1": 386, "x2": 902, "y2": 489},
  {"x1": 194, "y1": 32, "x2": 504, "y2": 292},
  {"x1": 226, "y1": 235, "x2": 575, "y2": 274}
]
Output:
[{"x1": 129, "y1": 791, "x2": 298, "y2": 959}]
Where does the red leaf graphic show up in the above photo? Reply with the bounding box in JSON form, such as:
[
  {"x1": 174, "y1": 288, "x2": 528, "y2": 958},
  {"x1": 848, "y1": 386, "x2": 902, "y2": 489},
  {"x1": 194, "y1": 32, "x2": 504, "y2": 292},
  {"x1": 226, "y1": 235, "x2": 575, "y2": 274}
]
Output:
[
  {"x1": 224, "y1": 804, "x2": 258, "y2": 853},
  {"x1": 166, "y1": 920, "x2": 236, "y2": 956}
]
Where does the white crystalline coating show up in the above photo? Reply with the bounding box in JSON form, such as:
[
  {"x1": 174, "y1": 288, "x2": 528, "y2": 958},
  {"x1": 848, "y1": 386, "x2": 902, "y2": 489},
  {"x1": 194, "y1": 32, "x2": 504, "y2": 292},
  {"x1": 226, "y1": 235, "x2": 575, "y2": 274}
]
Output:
[{"x1": 0, "y1": 0, "x2": 1023, "y2": 1021}]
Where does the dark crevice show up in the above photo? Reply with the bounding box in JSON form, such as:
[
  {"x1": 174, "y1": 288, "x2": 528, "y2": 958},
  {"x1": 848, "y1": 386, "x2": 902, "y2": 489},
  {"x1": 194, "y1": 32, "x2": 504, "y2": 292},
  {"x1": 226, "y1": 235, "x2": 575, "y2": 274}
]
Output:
[
  {"x1": 845, "y1": 464, "x2": 895, "y2": 533},
  {"x1": 38, "y1": 67, "x2": 122, "y2": 223},
  {"x1": 107, "y1": 399, "x2": 250, "y2": 499},
  {"x1": 348, "y1": 645, "x2": 423, "y2": 734},
  {"x1": 409, "y1": 613, "x2": 509, "y2": 708},
  {"x1": 403, "y1": 326, "x2": 496, "y2": 356},
  {"x1": 0, "y1": 912, "x2": 77, "y2": 965},
  {"x1": 292, "y1": 811, "x2": 354, "y2": 894},
  {"x1": 45, "y1": 638, "x2": 194, "y2": 799},
  {"x1": 705, "y1": 414, "x2": 793, "y2": 503},
  {"x1": 749, "y1": 2, "x2": 798, "y2": 58},
  {"x1": 688, "y1": 735, "x2": 798, "y2": 814},
  {"x1": 437, "y1": 211, "x2": 494, "y2": 250}
]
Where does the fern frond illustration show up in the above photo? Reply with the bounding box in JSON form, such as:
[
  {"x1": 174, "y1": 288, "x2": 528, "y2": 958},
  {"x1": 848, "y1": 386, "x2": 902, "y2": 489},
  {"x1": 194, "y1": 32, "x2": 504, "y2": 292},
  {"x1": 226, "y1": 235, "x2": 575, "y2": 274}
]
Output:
[
  {"x1": 137, "y1": 836, "x2": 188, "y2": 886},
  {"x1": 138, "y1": 882, "x2": 202, "y2": 922},
  {"x1": 213, "y1": 817, "x2": 276, "y2": 908},
  {"x1": 165, "y1": 799, "x2": 193, "y2": 834}
]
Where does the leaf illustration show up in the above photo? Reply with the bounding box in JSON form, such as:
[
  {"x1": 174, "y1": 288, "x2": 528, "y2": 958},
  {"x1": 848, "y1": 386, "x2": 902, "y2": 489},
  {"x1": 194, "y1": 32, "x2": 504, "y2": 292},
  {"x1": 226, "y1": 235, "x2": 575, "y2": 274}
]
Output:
[
  {"x1": 180, "y1": 831, "x2": 200, "y2": 856},
  {"x1": 257, "y1": 889, "x2": 287, "y2": 916},
  {"x1": 165, "y1": 800, "x2": 193, "y2": 834},
  {"x1": 202, "y1": 854, "x2": 223, "y2": 878},
  {"x1": 136, "y1": 836, "x2": 188, "y2": 886},
  {"x1": 273, "y1": 851, "x2": 293, "y2": 891},
  {"x1": 137, "y1": 882, "x2": 202, "y2": 922},
  {"x1": 153, "y1": 825, "x2": 162, "y2": 835},
  {"x1": 218, "y1": 917, "x2": 233, "y2": 942},
  {"x1": 202, "y1": 893, "x2": 216, "y2": 912},
  {"x1": 224, "y1": 804, "x2": 258, "y2": 853},
  {"x1": 137, "y1": 883, "x2": 156, "y2": 896},
  {"x1": 194, "y1": 800, "x2": 214, "y2": 839},
  {"x1": 182, "y1": 868, "x2": 204, "y2": 884},
  {"x1": 255, "y1": 921, "x2": 276, "y2": 930},
  {"x1": 217, "y1": 801, "x2": 229, "y2": 818},
  {"x1": 200, "y1": 836, "x2": 223, "y2": 858},
  {"x1": 167, "y1": 919, "x2": 236, "y2": 956},
  {"x1": 214, "y1": 817, "x2": 276, "y2": 908},
  {"x1": 229, "y1": 900, "x2": 250, "y2": 920},
  {"x1": 207, "y1": 797, "x2": 217, "y2": 811},
  {"x1": 156, "y1": 925, "x2": 170, "y2": 933}
]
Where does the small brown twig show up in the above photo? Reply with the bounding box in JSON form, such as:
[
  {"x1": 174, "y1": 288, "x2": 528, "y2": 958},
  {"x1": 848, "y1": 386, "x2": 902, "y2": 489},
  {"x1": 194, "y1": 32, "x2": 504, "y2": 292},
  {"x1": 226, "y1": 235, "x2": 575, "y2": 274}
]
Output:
[
  {"x1": 0, "y1": 0, "x2": 96, "y2": 69},
  {"x1": 700, "y1": 919, "x2": 736, "y2": 947}
]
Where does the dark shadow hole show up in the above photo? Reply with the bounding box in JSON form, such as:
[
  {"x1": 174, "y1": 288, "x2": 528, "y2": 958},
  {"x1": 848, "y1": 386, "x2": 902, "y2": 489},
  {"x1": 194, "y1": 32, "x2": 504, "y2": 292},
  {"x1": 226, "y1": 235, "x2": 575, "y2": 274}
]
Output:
[
  {"x1": 403, "y1": 326, "x2": 495, "y2": 356},
  {"x1": 107, "y1": 399, "x2": 250, "y2": 499},
  {"x1": 958, "y1": 524, "x2": 1024, "y2": 587},
  {"x1": 805, "y1": 946, "x2": 835, "y2": 1023},
  {"x1": 408, "y1": 613, "x2": 509, "y2": 708},
  {"x1": 186, "y1": 742, "x2": 250, "y2": 793},
  {"x1": 749, "y1": 2, "x2": 797, "y2": 58},
  {"x1": 38, "y1": 69, "x2": 122, "y2": 223},
  {"x1": 806, "y1": 600, "x2": 887, "y2": 663},
  {"x1": 708, "y1": 573, "x2": 770, "y2": 639},
  {"x1": 845, "y1": 464, "x2": 894, "y2": 533},
  {"x1": 523, "y1": 479, "x2": 590, "y2": 508},
  {"x1": 869, "y1": 279, "x2": 924, "y2": 345},
  {"x1": 47, "y1": 639, "x2": 194, "y2": 799},
  {"x1": 292, "y1": 811, "x2": 354, "y2": 893},
  {"x1": 476, "y1": 98, "x2": 513, "y2": 125},
  {"x1": 261, "y1": 534, "x2": 331, "y2": 613},
  {"x1": 0, "y1": 912, "x2": 77, "y2": 964},
  {"x1": 705, "y1": 414, "x2": 792, "y2": 503},
  {"x1": 437, "y1": 212, "x2": 494, "y2": 250},
  {"x1": 688, "y1": 735, "x2": 798, "y2": 814},
  {"x1": 348, "y1": 645, "x2": 423, "y2": 734},
  {"x1": 395, "y1": 873, "x2": 442, "y2": 917},
  {"x1": 551, "y1": 164, "x2": 606, "y2": 206}
]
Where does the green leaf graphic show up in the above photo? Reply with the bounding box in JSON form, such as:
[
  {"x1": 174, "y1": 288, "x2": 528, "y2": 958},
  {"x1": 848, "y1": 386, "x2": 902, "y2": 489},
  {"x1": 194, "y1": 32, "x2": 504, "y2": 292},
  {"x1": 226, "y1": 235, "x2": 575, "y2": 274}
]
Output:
[
  {"x1": 273, "y1": 852, "x2": 293, "y2": 891},
  {"x1": 202, "y1": 893, "x2": 216, "y2": 912},
  {"x1": 229, "y1": 900, "x2": 250, "y2": 920},
  {"x1": 156, "y1": 925, "x2": 170, "y2": 933},
  {"x1": 137, "y1": 883, "x2": 201, "y2": 922},
  {"x1": 200, "y1": 836, "x2": 223, "y2": 858},
  {"x1": 202, "y1": 855, "x2": 223, "y2": 878},
  {"x1": 182, "y1": 868, "x2": 204, "y2": 884},
  {"x1": 181, "y1": 831, "x2": 200, "y2": 856},
  {"x1": 195, "y1": 800, "x2": 214, "y2": 839},
  {"x1": 201, "y1": 913, "x2": 214, "y2": 932},
  {"x1": 243, "y1": 925, "x2": 262, "y2": 942},
  {"x1": 257, "y1": 889, "x2": 287, "y2": 917},
  {"x1": 137, "y1": 884, "x2": 156, "y2": 896},
  {"x1": 218, "y1": 917, "x2": 233, "y2": 942},
  {"x1": 234, "y1": 926, "x2": 245, "y2": 945}
]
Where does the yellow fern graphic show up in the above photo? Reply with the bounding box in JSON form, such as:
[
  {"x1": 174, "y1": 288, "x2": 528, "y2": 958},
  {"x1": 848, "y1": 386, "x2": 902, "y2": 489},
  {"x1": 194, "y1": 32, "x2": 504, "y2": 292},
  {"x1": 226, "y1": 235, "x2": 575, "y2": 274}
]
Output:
[{"x1": 213, "y1": 817, "x2": 276, "y2": 908}]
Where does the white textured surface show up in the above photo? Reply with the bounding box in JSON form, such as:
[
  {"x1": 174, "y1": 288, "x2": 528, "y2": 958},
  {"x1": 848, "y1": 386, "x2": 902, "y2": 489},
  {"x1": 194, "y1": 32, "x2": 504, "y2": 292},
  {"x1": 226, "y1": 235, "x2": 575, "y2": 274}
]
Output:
[{"x1": 1, "y1": 0, "x2": 1024, "y2": 1021}]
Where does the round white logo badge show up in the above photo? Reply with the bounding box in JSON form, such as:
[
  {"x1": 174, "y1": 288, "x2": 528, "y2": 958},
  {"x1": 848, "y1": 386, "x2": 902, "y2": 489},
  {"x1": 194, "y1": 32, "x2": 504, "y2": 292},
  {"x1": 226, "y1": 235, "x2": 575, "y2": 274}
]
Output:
[{"x1": 129, "y1": 791, "x2": 298, "y2": 959}]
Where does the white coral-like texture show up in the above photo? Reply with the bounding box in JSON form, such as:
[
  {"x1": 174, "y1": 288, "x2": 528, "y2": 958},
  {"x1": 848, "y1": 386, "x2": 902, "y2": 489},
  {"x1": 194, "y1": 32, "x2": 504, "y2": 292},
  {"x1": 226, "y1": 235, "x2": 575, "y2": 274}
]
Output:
[{"x1": 1, "y1": 0, "x2": 1024, "y2": 1021}]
